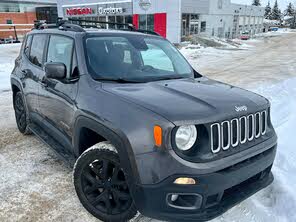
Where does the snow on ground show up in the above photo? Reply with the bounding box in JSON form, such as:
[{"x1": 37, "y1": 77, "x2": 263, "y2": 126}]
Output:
[
  {"x1": 209, "y1": 78, "x2": 296, "y2": 222},
  {"x1": 0, "y1": 43, "x2": 21, "y2": 92},
  {"x1": 0, "y1": 31, "x2": 295, "y2": 221}
]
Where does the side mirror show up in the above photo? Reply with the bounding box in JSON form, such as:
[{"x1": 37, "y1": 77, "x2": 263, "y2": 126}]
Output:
[{"x1": 44, "y1": 62, "x2": 66, "y2": 80}]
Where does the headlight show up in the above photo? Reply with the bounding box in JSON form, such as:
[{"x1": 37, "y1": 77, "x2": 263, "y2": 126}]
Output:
[{"x1": 175, "y1": 125, "x2": 197, "y2": 151}]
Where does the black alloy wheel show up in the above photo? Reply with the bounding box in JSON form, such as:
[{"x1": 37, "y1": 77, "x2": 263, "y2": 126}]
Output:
[
  {"x1": 14, "y1": 91, "x2": 30, "y2": 134},
  {"x1": 74, "y1": 148, "x2": 137, "y2": 222}
]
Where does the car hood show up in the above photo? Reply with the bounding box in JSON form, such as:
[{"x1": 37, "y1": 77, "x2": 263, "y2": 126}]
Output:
[{"x1": 102, "y1": 77, "x2": 269, "y2": 125}]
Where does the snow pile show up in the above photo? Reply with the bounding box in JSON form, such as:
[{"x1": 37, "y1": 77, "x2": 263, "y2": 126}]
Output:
[
  {"x1": 253, "y1": 78, "x2": 296, "y2": 221},
  {"x1": 211, "y1": 78, "x2": 296, "y2": 222}
]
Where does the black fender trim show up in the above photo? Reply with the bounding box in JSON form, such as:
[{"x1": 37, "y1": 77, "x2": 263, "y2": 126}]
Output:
[
  {"x1": 73, "y1": 115, "x2": 141, "y2": 188},
  {"x1": 10, "y1": 77, "x2": 23, "y2": 93},
  {"x1": 10, "y1": 77, "x2": 31, "y2": 121}
]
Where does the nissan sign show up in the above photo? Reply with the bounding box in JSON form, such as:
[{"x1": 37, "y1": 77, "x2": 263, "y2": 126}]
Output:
[
  {"x1": 64, "y1": 5, "x2": 97, "y2": 17},
  {"x1": 66, "y1": 7, "x2": 93, "y2": 16}
]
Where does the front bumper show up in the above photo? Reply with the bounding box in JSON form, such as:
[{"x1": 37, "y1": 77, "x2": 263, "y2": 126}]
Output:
[{"x1": 133, "y1": 144, "x2": 276, "y2": 222}]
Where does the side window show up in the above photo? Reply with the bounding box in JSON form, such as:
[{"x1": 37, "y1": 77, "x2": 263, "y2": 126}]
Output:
[
  {"x1": 24, "y1": 35, "x2": 32, "y2": 58},
  {"x1": 46, "y1": 35, "x2": 74, "y2": 77},
  {"x1": 29, "y1": 35, "x2": 47, "y2": 67}
]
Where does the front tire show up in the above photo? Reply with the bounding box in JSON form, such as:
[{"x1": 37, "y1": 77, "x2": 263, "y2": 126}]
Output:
[
  {"x1": 13, "y1": 91, "x2": 31, "y2": 135},
  {"x1": 73, "y1": 142, "x2": 137, "y2": 222}
]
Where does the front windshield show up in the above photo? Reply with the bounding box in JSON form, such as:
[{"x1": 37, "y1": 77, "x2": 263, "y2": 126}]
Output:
[{"x1": 85, "y1": 35, "x2": 194, "y2": 82}]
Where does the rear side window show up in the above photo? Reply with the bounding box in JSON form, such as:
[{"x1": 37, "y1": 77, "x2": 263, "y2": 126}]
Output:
[
  {"x1": 29, "y1": 34, "x2": 47, "y2": 67},
  {"x1": 24, "y1": 35, "x2": 32, "y2": 58},
  {"x1": 46, "y1": 35, "x2": 74, "y2": 77}
]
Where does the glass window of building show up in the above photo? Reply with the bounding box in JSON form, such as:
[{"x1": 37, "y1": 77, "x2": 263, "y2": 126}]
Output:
[
  {"x1": 125, "y1": 15, "x2": 133, "y2": 24},
  {"x1": 109, "y1": 16, "x2": 116, "y2": 29},
  {"x1": 201, "y1": 21, "x2": 206, "y2": 32},
  {"x1": 139, "y1": 14, "x2": 154, "y2": 31},
  {"x1": 0, "y1": 3, "x2": 20, "y2": 12},
  {"x1": 182, "y1": 14, "x2": 190, "y2": 36},
  {"x1": 116, "y1": 16, "x2": 124, "y2": 29}
]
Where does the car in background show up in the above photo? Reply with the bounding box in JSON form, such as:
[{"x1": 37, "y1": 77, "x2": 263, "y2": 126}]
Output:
[
  {"x1": 2, "y1": 38, "x2": 21, "y2": 44},
  {"x1": 0, "y1": 38, "x2": 14, "y2": 44},
  {"x1": 240, "y1": 31, "x2": 250, "y2": 40},
  {"x1": 270, "y1": 27, "x2": 279, "y2": 32}
]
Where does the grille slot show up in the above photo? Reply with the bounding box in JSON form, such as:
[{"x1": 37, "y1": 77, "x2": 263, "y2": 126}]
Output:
[
  {"x1": 230, "y1": 119, "x2": 239, "y2": 147},
  {"x1": 210, "y1": 110, "x2": 268, "y2": 154},
  {"x1": 210, "y1": 123, "x2": 221, "y2": 153},
  {"x1": 255, "y1": 112, "x2": 261, "y2": 138},
  {"x1": 221, "y1": 121, "x2": 231, "y2": 150},
  {"x1": 240, "y1": 116, "x2": 247, "y2": 144},
  {"x1": 261, "y1": 111, "x2": 267, "y2": 135},
  {"x1": 247, "y1": 114, "x2": 255, "y2": 141}
]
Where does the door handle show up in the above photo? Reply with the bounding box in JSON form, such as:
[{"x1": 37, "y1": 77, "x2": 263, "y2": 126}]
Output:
[{"x1": 21, "y1": 70, "x2": 28, "y2": 76}]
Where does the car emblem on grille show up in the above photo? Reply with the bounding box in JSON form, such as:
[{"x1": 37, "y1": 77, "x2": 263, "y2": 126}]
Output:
[{"x1": 235, "y1": 105, "x2": 247, "y2": 112}]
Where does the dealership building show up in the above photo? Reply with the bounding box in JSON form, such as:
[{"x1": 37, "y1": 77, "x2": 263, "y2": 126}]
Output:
[
  {"x1": 57, "y1": 0, "x2": 265, "y2": 43},
  {"x1": 0, "y1": 0, "x2": 57, "y2": 39}
]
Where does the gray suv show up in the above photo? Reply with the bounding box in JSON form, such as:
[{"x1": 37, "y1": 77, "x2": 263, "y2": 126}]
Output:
[{"x1": 11, "y1": 20, "x2": 277, "y2": 222}]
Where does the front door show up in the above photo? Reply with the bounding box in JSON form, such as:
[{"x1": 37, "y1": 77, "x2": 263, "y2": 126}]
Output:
[
  {"x1": 20, "y1": 34, "x2": 47, "y2": 116},
  {"x1": 38, "y1": 35, "x2": 78, "y2": 148}
]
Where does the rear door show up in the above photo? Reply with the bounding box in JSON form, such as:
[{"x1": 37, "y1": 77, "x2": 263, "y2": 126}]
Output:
[
  {"x1": 38, "y1": 34, "x2": 78, "y2": 147},
  {"x1": 20, "y1": 34, "x2": 47, "y2": 116}
]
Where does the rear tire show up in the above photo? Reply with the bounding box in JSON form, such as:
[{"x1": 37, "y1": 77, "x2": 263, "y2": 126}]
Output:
[
  {"x1": 73, "y1": 142, "x2": 137, "y2": 222},
  {"x1": 13, "y1": 91, "x2": 31, "y2": 135}
]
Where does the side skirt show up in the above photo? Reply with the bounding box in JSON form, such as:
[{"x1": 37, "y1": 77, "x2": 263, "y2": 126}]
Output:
[{"x1": 29, "y1": 122, "x2": 76, "y2": 168}]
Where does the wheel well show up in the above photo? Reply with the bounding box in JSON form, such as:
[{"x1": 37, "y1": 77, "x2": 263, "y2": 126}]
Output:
[
  {"x1": 12, "y1": 84, "x2": 20, "y2": 109},
  {"x1": 78, "y1": 127, "x2": 107, "y2": 155},
  {"x1": 12, "y1": 84, "x2": 20, "y2": 99}
]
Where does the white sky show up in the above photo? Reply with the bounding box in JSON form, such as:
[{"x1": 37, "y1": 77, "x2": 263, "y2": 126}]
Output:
[{"x1": 231, "y1": 0, "x2": 290, "y2": 10}]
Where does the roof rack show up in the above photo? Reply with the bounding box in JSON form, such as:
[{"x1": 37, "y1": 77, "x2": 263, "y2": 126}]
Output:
[{"x1": 33, "y1": 18, "x2": 161, "y2": 36}]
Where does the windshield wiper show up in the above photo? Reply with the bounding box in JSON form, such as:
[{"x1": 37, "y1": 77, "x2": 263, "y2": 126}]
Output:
[
  {"x1": 94, "y1": 77, "x2": 144, "y2": 83},
  {"x1": 147, "y1": 76, "x2": 189, "y2": 82}
]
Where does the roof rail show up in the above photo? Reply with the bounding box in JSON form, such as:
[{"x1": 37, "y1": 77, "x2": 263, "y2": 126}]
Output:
[
  {"x1": 68, "y1": 18, "x2": 160, "y2": 36},
  {"x1": 68, "y1": 18, "x2": 135, "y2": 30},
  {"x1": 33, "y1": 18, "x2": 161, "y2": 36}
]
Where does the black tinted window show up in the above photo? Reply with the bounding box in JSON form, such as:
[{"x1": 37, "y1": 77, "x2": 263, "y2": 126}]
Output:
[
  {"x1": 24, "y1": 35, "x2": 32, "y2": 58},
  {"x1": 47, "y1": 35, "x2": 74, "y2": 77},
  {"x1": 29, "y1": 34, "x2": 47, "y2": 67}
]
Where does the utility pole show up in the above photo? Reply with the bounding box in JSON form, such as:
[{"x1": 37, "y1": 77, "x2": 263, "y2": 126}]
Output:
[{"x1": 13, "y1": 25, "x2": 19, "y2": 42}]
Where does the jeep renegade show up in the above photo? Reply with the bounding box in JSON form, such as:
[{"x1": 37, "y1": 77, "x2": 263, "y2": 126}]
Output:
[{"x1": 11, "y1": 20, "x2": 277, "y2": 222}]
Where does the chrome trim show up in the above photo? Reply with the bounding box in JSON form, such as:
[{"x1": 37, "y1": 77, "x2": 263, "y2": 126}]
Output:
[
  {"x1": 221, "y1": 121, "x2": 231, "y2": 150},
  {"x1": 255, "y1": 112, "x2": 261, "y2": 138},
  {"x1": 210, "y1": 110, "x2": 268, "y2": 154},
  {"x1": 247, "y1": 114, "x2": 255, "y2": 141},
  {"x1": 230, "y1": 118, "x2": 239, "y2": 147},
  {"x1": 239, "y1": 116, "x2": 247, "y2": 144},
  {"x1": 210, "y1": 123, "x2": 221, "y2": 154},
  {"x1": 261, "y1": 110, "x2": 267, "y2": 135}
]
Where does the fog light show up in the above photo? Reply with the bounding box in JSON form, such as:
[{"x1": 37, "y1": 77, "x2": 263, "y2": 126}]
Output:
[
  {"x1": 171, "y1": 194, "x2": 179, "y2": 202},
  {"x1": 174, "y1": 177, "x2": 196, "y2": 185}
]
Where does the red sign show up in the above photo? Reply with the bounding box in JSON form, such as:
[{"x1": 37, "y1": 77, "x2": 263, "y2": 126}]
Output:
[{"x1": 66, "y1": 7, "x2": 93, "y2": 16}]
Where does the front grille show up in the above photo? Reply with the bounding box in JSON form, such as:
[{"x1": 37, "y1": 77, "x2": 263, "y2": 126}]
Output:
[{"x1": 210, "y1": 111, "x2": 267, "y2": 154}]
